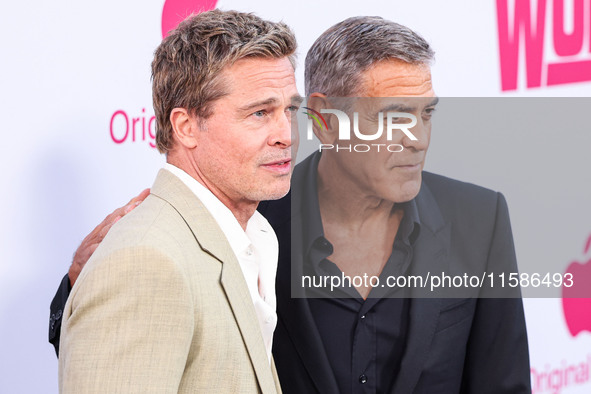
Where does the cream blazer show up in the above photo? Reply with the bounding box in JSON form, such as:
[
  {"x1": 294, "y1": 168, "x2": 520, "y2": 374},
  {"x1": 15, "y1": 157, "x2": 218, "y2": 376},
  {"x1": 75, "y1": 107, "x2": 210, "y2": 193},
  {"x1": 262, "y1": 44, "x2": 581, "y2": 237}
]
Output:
[{"x1": 58, "y1": 169, "x2": 282, "y2": 394}]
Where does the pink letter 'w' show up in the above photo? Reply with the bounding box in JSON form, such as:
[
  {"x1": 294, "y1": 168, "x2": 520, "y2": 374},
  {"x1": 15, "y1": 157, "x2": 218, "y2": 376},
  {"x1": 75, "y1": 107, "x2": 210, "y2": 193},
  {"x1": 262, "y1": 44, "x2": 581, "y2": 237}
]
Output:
[{"x1": 497, "y1": 0, "x2": 547, "y2": 91}]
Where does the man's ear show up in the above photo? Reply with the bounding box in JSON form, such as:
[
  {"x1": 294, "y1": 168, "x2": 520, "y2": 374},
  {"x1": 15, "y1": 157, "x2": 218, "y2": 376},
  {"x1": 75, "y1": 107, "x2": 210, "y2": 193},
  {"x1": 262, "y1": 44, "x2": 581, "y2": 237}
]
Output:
[
  {"x1": 170, "y1": 108, "x2": 200, "y2": 149},
  {"x1": 307, "y1": 93, "x2": 338, "y2": 145}
]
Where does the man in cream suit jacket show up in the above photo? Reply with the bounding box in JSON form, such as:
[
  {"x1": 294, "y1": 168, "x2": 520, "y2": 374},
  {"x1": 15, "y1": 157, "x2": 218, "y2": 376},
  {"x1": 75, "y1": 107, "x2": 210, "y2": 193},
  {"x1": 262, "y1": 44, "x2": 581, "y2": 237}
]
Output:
[{"x1": 59, "y1": 10, "x2": 299, "y2": 393}]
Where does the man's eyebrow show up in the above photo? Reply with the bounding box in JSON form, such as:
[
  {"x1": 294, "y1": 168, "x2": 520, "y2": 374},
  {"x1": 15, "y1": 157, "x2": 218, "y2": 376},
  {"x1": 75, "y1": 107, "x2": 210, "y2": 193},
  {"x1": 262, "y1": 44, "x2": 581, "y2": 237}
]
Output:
[
  {"x1": 239, "y1": 97, "x2": 280, "y2": 112},
  {"x1": 372, "y1": 97, "x2": 440, "y2": 117},
  {"x1": 377, "y1": 103, "x2": 415, "y2": 113},
  {"x1": 238, "y1": 95, "x2": 303, "y2": 112},
  {"x1": 291, "y1": 95, "x2": 304, "y2": 105}
]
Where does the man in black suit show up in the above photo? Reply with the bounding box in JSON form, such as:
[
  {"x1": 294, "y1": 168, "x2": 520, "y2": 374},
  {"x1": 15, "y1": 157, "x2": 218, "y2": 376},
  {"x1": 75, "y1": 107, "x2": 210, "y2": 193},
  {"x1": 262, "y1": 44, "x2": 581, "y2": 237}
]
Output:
[{"x1": 50, "y1": 16, "x2": 530, "y2": 393}]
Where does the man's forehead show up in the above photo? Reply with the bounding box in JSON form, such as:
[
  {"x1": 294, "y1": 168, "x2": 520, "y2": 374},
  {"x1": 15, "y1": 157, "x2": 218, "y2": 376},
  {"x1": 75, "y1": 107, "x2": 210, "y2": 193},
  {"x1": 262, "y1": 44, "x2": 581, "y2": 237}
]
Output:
[
  {"x1": 223, "y1": 57, "x2": 296, "y2": 89},
  {"x1": 192, "y1": 58, "x2": 298, "y2": 119},
  {"x1": 361, "y1": 59, "x2": 433, "y2": 98}
]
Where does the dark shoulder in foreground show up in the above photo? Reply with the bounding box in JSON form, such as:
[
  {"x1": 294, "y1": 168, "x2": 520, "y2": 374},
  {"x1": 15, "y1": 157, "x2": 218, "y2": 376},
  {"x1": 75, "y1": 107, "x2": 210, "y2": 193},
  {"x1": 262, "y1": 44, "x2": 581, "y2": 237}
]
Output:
[
  {"x1": 420, "y1": 171, "x2": 507, "y2": 225},
  {"x1": 422, "y1": 171, "x2": 500, "y2": 199},
  {"x1": 422, "y1": 171, "x2": 502, "y2": 203}
]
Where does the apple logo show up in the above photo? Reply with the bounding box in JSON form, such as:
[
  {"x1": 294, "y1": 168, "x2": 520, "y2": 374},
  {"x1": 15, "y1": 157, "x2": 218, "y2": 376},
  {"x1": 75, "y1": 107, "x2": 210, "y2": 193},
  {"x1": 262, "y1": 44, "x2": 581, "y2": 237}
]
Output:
[
  {"x1": 562, "y1": 234, "x2": 591, "y2": 337},
  {"x1": 161, "y1": 0, "x2": 218, "y2": 39}
]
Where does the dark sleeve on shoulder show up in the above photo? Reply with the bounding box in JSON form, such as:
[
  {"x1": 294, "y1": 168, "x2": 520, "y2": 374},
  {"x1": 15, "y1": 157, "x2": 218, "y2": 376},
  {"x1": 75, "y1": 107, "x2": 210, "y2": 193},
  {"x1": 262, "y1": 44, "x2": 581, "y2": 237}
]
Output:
[
  {"x1": 461, "y1": 193, "x2": 531, "y2": 393},
  {"x1": 49, "y1": 274, "x2": 71, "y2": 357}
]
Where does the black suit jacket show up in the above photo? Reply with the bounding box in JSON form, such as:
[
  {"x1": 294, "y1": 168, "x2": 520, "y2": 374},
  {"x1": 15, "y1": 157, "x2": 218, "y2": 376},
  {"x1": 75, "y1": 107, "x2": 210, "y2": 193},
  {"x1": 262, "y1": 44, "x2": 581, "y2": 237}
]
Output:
[
  {"x1": 259, "y1": 153, "x2": 530, "y2": 394},
  {"x1": 51, "y1": 154, "x2": 531, "y2": 393}
]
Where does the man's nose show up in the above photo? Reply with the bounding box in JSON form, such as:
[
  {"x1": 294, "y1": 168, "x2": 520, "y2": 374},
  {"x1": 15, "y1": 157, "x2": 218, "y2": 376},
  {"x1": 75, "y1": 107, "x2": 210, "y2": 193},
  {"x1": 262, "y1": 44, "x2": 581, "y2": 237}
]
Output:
[
  {"x1": 401, "y1": 120, "x2": 429, "y2": 151},
  {"x1": 269, "y1": 111, "x2": 294, "y2": 148}
]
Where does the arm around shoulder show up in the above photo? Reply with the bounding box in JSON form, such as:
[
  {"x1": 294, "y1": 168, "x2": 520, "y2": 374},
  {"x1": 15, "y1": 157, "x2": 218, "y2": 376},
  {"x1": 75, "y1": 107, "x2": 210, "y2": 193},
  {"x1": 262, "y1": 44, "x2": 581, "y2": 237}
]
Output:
[{"x1": 49, "y1": 274, "x2": 71, "y2": 356}]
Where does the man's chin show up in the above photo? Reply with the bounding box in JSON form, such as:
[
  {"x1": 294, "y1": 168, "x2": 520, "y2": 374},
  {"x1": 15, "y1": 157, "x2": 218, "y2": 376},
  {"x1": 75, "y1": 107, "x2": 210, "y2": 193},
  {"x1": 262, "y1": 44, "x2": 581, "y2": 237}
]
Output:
[
  {"x1": 263, "y1": 185, "x2": 291, "y2": 201},
  {"x1": 387, "y1": 177, "x2": 422, "y2": 203},
  {"x1": 250, "y1": 181, "x2": 291, "y2": 202}
]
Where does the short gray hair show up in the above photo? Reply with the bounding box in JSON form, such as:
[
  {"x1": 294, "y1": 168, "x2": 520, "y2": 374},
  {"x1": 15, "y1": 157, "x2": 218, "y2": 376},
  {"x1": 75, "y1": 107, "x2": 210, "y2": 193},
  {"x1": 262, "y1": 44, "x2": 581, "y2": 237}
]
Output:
[{"x1": 305, "y1": 16, "x2": 434, "y2": 96}]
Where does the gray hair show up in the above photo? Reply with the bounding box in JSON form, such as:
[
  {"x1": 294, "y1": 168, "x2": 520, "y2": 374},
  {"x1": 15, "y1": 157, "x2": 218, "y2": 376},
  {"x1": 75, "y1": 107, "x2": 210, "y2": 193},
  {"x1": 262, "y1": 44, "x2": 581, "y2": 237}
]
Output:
[{"x1": 304, "y1": 16, "x2": 434, "y2": 96}]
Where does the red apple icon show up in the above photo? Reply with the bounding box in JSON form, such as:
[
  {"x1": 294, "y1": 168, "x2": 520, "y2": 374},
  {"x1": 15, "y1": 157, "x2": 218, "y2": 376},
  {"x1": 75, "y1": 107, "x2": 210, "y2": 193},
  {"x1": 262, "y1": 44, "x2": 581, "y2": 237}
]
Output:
[
  {"x1": 562, "y1": 234, "x2": 591, "y2": 337},
  {"x1": 161, "y1": 0, "x2": 218, "y2": 39}
]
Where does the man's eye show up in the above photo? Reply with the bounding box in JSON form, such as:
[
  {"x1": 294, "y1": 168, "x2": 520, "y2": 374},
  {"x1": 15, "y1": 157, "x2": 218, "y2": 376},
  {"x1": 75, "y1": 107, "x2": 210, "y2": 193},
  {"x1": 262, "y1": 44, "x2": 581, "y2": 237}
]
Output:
[
  {"x1": 253, "y1": 110, "x2": 267, "y2": 118},
  {"x1": 423, "y1": 107, "x2": 436, "y2": 119},
  {"x1": 286, "y1": 105, "x2": 299, "y2": 113}
]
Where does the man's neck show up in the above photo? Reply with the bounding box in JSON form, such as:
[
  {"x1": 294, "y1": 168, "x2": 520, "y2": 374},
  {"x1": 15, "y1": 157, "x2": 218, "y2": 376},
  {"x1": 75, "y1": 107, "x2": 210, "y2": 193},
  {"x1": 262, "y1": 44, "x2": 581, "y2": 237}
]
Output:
[
  {"x1": 167, "y1": 155, "x2": 257, "y2": 230},
  {"x1": 316, "y1": 156, "x2": 399, "y2": 229},
  {"x1": 316, "y1": 155, "x2": 405, "y2": 298}
]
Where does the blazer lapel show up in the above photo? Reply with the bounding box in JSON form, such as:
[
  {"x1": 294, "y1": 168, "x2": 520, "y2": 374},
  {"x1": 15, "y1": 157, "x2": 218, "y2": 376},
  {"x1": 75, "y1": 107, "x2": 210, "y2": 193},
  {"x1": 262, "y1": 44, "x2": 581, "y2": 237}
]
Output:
[
  {"x1": 390, "y1": 181, "x2": 451, "y2": 394},
  {"x1": 220, "y1": 258, "x2": 278, "y2": 393},
  {"x1": 151, "y1": 169, "x2": 277, "y2": 394}
]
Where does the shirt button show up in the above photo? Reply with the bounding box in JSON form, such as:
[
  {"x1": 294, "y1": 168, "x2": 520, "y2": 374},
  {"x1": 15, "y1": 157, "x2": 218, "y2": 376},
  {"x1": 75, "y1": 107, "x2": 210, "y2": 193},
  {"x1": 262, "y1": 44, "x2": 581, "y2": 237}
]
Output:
[
  {"x1": 359, "y1": 374, "x2": 368, "y2": 384},
  {"x1": 265, "y1": 314, "x2": 276, "y2": 323},
  {"x1": 245, "y1": 247, "x2": 253, "y2": 256},
  {"x1": 315, "y1": 238, "x2": 329, "y2": 248},
  {"x1": 360, "y1": 315, "x2": 366, "y2": 319}
]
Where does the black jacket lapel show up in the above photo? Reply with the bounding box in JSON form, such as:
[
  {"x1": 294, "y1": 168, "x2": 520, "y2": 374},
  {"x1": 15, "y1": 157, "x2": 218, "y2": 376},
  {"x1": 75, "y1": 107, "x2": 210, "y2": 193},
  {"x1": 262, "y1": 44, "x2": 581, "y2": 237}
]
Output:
[{"x1": 391, "y1": 180, "x2": 451, "y2": 394}]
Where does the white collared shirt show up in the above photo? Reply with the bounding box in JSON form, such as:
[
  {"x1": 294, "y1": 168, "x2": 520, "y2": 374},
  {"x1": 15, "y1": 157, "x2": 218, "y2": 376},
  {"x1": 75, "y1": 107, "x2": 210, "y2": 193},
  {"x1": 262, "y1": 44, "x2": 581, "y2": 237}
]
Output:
[{"x1": 164, "y1": 163, "x2": 278, "y2": 363}]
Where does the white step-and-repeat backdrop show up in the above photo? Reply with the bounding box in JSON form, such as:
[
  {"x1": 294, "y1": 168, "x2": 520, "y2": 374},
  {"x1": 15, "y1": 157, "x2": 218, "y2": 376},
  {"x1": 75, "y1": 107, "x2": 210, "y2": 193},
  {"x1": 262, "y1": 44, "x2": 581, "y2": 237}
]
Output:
[{"x1": 0, "y1": 0, "x2": 589, "y2": 392}]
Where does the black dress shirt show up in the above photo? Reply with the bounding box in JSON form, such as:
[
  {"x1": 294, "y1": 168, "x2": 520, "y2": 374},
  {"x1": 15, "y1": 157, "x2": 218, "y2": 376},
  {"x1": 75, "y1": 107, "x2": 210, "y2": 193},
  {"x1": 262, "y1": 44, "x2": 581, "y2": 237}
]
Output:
[{"x1": 299, "y1": 153, "x2": 420, "y2": 394}]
